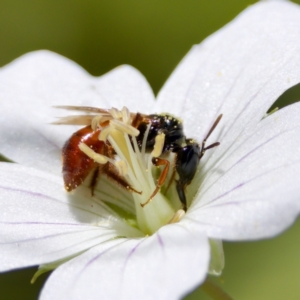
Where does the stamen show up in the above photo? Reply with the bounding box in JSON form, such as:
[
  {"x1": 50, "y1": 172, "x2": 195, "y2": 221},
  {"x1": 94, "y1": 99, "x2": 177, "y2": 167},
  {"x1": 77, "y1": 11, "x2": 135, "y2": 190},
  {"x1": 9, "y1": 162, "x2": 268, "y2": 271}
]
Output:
[
  {"x1": 141, "y1": 124, "x2": 151, "y2": 158},
  {"x1": 168, "y1": 209, "x2": 185, "y2": 224},
  {"x1": 139, "y1": 155, "x2": 159, "y2": 208},
  {"x1": 99, "y1": 126, "x2": 111, "y2": 142},
  {"x1": 123, "y1": 134, "x2": 145, "y2": 189},
  {"x1": 121, "y1": 106, "x2": 131, "y2": 124},
  {"x1": 151, "y1": 132, "x2": 165, "y2": 157},
  {"x1": 109, "y1": 129, "x2": 132, "y2": 168},
  {"x1": 78, "y1": 106, "x2": 176, "y2": 235},
  {"x1": 108, "y1": 107, "x2": 120, "y2": 119},
  {"x1": 108, "y1": 106, "x2": 131, "y2": 124},
  {"x1": 110, "y1": 120, "x2": 140, "y2": 136},
  {"x1": 115, "y1": 161, "x2": 128, "y2": 177},
  {"x1": 79, "y1": 143, "x2": 109, "y2": 164},
  {"x1": 79, "y1": 143, "x2": 127, "y2": 176},
  {"x1": 94, "y1": 106, "x2": 139, "y2": 141},
  {"x1": 91, "y1": 115, "x2": 107, "y2": 130}
]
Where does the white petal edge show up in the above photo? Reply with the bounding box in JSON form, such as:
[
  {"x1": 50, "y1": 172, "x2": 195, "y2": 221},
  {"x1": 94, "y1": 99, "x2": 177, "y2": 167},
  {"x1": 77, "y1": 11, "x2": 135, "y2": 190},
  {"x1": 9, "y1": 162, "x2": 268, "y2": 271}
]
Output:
[
  {"x1": 183, "y1": 102, "x2": 300, "y2": 240},
  {"x1": 40, "y1": 223, "x2": 209, "y2": 300},
  {"x1": 0, "y1": 162, "x2": 141, "y2": 271},
  {"x1": 0, "y1": 50, "x2": 155, "y2": 174},
  {"x1": 156, "y1": 1, "x2": 300, "y2": 153}
]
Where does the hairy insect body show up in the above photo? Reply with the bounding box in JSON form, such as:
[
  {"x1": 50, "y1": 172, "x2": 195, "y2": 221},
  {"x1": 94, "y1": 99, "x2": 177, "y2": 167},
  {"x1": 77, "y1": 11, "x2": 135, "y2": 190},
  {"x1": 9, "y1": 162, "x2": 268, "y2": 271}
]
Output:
[
  {"x1": 136, "y1": 114, "x2": 185, "y2": 152},
  {"x1": 130, "y1": 112, "x2": 220, "y2": 211},
  {"x1": 136, "y1": 115, "x2": 204, "y2": 211}
]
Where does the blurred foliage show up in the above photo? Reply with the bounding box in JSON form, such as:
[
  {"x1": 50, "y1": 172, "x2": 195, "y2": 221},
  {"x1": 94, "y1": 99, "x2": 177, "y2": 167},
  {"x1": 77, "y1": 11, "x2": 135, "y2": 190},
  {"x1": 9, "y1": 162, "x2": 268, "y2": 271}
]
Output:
[
  {"x1": 187, "y1": 218, "x2": 300, "y2": 300},
  {"x1": 0, "y1": 0, "x2": 260, "y2": 94},
  {"x1": 1, "y1": 0, "x2": 300, "y2": 299}
]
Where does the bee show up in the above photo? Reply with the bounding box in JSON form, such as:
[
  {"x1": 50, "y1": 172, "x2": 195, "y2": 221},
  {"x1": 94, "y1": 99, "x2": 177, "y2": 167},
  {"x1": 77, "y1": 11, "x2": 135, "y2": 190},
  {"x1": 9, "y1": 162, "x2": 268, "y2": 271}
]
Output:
[{"x1": 55, "y1": 106, "x2": 222, "y2": 211}]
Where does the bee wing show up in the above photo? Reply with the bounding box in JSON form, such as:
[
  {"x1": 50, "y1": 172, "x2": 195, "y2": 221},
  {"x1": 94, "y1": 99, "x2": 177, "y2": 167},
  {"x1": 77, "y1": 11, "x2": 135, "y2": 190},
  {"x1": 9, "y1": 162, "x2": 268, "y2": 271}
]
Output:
[
  {"x1": 52, "y1": 115, "x2": 96, "y2": 125},
  {"x1": 53, "y1": 105, "x2": 110, "y2": 114},
  {"x1": 53, "y1": 106, "x2": 113, "y2": 125},
  {"x1": 53, "y1": 105, "x2": 142, "y2": 126}
]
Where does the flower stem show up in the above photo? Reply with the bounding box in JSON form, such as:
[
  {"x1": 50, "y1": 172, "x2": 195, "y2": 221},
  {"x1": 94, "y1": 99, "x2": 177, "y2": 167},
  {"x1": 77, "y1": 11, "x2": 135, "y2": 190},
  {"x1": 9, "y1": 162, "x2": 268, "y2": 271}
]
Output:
[{"x1": 200, "y1": 278, "x2": 233, "y2": 300}]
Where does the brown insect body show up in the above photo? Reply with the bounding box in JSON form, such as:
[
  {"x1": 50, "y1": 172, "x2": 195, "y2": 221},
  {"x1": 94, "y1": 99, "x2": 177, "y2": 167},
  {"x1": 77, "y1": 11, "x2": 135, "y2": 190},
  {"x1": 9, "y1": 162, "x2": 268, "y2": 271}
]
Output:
[
  {"x1": 62, "y1": 125, "x2": 104, "y2": 191},
  {"x1": 57, "y1": 106, "x2": 221, "y2": 211}
]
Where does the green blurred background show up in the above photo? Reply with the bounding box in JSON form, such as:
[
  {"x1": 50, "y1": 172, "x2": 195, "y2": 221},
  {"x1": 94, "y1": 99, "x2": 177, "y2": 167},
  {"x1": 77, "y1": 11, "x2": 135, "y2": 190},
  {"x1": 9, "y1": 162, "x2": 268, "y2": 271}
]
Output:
[{"x1": 1, "y1": 0, "x2": 300, "y2": 299}]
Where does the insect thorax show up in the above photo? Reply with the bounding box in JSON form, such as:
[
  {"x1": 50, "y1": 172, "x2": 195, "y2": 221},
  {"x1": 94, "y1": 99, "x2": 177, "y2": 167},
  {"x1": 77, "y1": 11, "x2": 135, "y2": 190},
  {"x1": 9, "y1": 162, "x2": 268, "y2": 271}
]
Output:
[{"x1": 136, "y1": 114, "x2": 185, "y2": 152}]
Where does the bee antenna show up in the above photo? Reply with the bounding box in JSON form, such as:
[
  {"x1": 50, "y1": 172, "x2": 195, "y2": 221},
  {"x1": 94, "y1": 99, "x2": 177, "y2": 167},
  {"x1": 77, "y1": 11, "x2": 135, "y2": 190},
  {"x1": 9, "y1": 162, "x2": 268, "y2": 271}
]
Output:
[
  {"x1": 199, "y1": 114, "x2": 222, "y2": 159},
  {"x1": 203, "y1": 114, "x2": 223, "y2": 143}
]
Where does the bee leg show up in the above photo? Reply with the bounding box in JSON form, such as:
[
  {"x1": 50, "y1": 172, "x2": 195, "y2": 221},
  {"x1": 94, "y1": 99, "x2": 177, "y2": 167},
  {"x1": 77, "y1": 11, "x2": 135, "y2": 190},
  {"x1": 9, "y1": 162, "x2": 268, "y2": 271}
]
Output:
[
  {"x1": 175, "y1": 182, "x2": 187, "y2": 212},
  {"x1": 89, "y1": 162, "x2": 142, "y2": 196},
  {"x1": 141, "y1": 157, "x2": 170, "y2": 207},
  {"x1": 89, "y1": 165, "x2": 100, "y2": 196},
  {"x1": 164, "y1": 166, "x2": 176, "y2": 194},
  {"x1": 104, "y1": 164, "x2": 142, "y2": 195}
]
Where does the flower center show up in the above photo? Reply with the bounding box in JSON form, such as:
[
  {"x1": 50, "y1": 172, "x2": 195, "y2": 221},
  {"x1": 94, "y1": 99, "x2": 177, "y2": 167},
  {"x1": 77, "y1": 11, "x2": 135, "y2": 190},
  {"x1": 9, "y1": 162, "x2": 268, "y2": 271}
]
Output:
[{"x1": 80, "y1": 107, "x2": 183, "y2": 235}]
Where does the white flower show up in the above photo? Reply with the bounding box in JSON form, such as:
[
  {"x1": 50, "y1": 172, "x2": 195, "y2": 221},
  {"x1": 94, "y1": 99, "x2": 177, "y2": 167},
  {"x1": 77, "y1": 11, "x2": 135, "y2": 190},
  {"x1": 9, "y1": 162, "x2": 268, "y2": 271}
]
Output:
[{"x1": 1, "y1": 1, "x2": 300, "y2": 299}]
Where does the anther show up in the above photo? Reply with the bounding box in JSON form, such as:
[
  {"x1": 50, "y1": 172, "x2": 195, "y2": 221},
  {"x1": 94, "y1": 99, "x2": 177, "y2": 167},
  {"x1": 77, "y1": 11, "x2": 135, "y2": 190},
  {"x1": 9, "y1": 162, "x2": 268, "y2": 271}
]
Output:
[
  {"x1": 79, "y1": 143, "x2": 127, "y2": 176},
  {"x1": 110, "y1": 119, "x2": 140, "y2": 136},
  {"x1": 121, "y1": 106, "x2": 131, "y2": 124},
  {"x1": 79, "y1": 143, "x2": 109, "y2": 164},
  {"x1": 151, "y1": 132, "x2": 165, "y2": 157}
]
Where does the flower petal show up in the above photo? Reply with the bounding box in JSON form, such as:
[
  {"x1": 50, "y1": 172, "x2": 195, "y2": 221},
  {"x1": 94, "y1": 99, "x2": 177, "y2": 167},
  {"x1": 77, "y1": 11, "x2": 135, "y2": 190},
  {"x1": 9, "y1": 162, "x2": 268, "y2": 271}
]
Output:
[
  {"x1": 0, "y1": 51, "x2": 155, "y2": 174},
  {"x1": 185, "y1": 103, "x2": 300, "y2": 240},
  {"x1": 0, "y1": 163, "x2": 141, "y2": 271},
  {"x1": 156, "y1": 1, "x2": 300, "y2": 147},
  {"x1": 40, "y1": 223, "x2": 209, "y2": 300}
]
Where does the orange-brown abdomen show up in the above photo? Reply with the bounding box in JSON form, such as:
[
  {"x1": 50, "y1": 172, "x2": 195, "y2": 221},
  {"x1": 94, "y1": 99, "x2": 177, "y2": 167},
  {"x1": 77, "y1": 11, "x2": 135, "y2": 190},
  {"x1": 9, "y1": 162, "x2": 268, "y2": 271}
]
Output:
[{"x1": 62, "y1": 125, "x2": 104, "y2": 191}]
